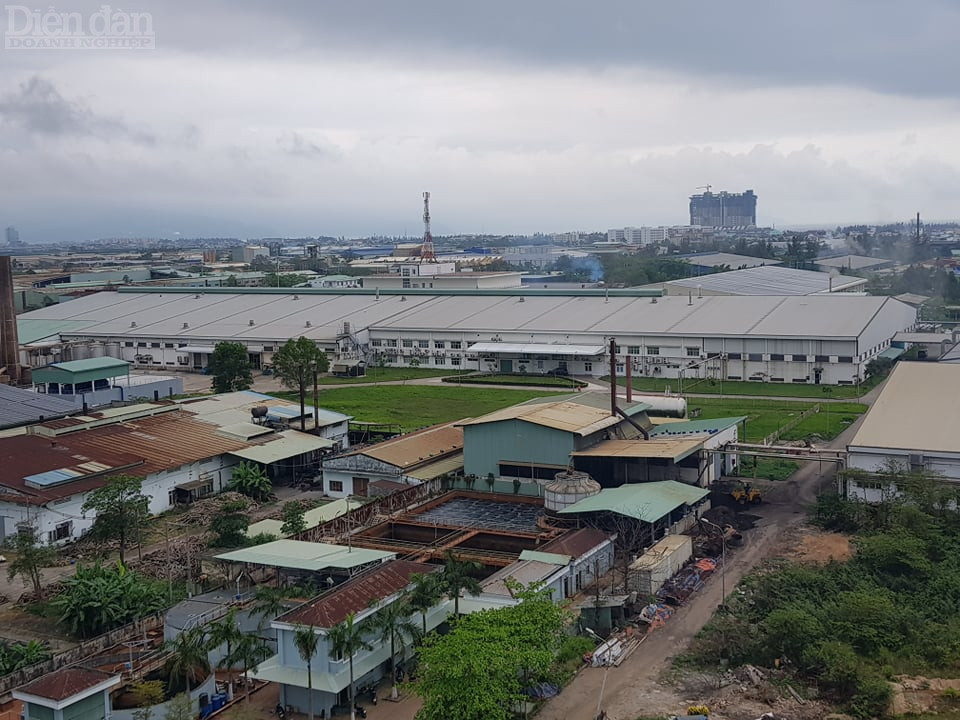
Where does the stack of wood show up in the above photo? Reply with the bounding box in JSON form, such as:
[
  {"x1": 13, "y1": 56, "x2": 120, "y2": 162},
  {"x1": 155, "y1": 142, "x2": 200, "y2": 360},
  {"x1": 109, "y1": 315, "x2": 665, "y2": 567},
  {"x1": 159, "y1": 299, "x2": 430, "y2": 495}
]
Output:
[
  {"x1": 178, "y1": 492, "x2": 254, "y2": 525},
  {"x1": 18, "y1": 582, "x2": 65, "y2": 604},
  {"x1": 128, "y1": 535, "x2": 209, "y2": 582}
]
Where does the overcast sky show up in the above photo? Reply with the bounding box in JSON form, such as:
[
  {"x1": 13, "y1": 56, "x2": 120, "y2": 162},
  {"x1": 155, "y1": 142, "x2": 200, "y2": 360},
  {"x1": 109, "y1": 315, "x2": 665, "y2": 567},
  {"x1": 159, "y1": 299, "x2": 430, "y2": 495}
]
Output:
[{"x1": 1, "y1": 0, "x2": 959, "y2": 242}]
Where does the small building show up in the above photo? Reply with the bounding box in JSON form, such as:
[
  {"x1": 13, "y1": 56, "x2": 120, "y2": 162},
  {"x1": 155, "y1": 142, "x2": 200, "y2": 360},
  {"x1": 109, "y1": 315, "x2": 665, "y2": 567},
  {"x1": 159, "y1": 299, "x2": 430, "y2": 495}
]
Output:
[
  {"x1": 891, "y1": 331, "x2": 958, "y2": 361},
  {"x1": 627, "y1": 534, "x2": 693, "y2": 595},
  {"x1": 31, "y1": 357, "x2": 182, "y2": 408},
  {"x1": 815, "y1": 255, "x2": 894, "y2": 273},
  {"x1": 846, "y1": 362, "x2": 960, "y2": 501},
  {"x1": 252, "y1": 560, "x2": 443, "y2": 718},
  {"x1": 244, "y1": 498, "x2": 354, "y2": 539},
  {"x1": 558, "y1": 480, "x2": 710, "y2": 541},
  {"x1": 321, "y1": 421, "x2": 464, "y2": 497},
  {"x1": 460, "y1": 393, "x2": 651, "y2": 482},
  {"x1": 13, "y1": 668, "x2": 120, "y2": 720}
]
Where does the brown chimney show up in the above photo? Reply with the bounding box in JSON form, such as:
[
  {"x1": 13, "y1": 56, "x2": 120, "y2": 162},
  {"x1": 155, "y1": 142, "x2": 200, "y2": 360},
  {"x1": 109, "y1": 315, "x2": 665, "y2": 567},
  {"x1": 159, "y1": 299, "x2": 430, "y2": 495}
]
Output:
[
  {"x1": 625, "y1": 355, "x2": 633, "y2": 404},
  {"x1": 0, "y1": 256, "x2": 21, "y2": 385}
]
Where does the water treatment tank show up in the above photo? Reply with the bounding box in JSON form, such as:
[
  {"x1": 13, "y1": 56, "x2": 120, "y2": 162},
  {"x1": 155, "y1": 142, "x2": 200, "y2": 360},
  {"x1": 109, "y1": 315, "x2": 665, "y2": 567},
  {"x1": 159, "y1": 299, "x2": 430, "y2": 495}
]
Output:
[
  {"x1": 544, "y1": 470, "x2": 601, "y2": 514},
  {"x1": 630, "y1": 394, "x2": 687, "y2": 418}
]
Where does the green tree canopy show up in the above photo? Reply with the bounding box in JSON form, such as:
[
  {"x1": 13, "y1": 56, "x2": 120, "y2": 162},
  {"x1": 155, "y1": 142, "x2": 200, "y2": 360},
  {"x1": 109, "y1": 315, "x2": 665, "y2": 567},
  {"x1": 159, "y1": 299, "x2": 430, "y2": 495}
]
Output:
[
  {"x1": 210, "y1": 498, "x2": 252, "y2": 547},
  {"x1": 81, "y1": 474, "x2": 150, "y2": 563},
  {"x1": 439, "y1": 550, "x2": 483, "y2": 616},
  {"x1": 272, "y1": 337, "x2": 329, "y2": 430},
  {"x1": 407, "y1": 572, "x2": 444, "y2": 637},
  {"x1": 5, "y1": 527, "x2": 56, "y2": 600},
  {"x1": 293, "y1": 625, "x2": 321, "y2": 720},
  {"x1": 164, "y1": 626, "x2": 210, "y2": 693},
  {"x1": 328, "y1": 612, "x2": 372, "y2": 720},
  {"x1": 228, "y1": 462, "x2": 272, "y2": 501},
  {"x1": 281, "y1": 500, "x2": 307, "y2": 536},
  {"x1": 208, "y1": 341, "x2": 254, "y2": 393}
]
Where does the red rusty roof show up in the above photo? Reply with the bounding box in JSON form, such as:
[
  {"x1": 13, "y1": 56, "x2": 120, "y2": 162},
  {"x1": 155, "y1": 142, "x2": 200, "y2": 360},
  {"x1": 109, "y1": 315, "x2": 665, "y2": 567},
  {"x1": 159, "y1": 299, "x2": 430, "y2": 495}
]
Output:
[
  {"x1": 15, "y1": 668, "x2": 118, "y2": 701},
  {"x1": 539, "y1": 528, "x2": 610, "y2": 558},
  {"x1": 278, "y1": 559, "x2": 437, "y2": 629},
  {"x1": 0, "y1": 411, "x2": 250, "y2": 505}
]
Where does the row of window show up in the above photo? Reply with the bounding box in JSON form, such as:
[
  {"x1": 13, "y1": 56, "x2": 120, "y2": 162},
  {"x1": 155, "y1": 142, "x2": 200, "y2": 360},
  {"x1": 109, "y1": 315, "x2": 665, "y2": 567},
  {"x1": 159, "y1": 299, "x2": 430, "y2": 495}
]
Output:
[
  {"x1": 371, "y1": 339, "x2": 466, "y2": 350},
  {"x1": 727, "y1": 353, "x2": 854, "y2": 363}
]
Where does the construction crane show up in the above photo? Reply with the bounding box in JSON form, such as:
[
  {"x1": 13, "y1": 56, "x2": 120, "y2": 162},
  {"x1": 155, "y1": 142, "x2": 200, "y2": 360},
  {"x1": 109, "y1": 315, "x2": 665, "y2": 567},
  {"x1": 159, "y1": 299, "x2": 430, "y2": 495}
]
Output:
[
  {"x1": 696, "y1": 184, "x2": 712, "y2": 193},
  {"x1": 420, "y1": 191, "x2": 436, "y2": 262}
]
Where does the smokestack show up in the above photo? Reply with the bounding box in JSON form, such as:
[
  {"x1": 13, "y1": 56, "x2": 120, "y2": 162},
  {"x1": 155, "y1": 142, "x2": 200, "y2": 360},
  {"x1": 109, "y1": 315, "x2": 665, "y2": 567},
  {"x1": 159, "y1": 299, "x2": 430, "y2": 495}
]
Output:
[
  {"x1": 0, "y1": 256, "x2": 21, "y2": 385},
  {"x1": 625, "y1": 355, "x2": 633, "y2": 404},
  {"x1": 609, "y1": 338, "x2": 617, "y2": 417}
]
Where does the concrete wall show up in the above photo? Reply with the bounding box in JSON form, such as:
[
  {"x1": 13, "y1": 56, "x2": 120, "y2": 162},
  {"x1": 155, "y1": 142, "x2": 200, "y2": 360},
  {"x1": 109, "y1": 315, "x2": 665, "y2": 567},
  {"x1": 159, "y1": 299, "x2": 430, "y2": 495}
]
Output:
[{"x1": 846, "y1": 447, "x2": 960, "y2": 502}]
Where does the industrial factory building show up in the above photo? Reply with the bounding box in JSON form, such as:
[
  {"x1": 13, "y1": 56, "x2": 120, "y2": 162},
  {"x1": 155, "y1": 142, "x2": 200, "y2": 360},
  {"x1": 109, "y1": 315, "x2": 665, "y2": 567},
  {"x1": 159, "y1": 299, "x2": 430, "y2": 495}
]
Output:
[{"x1": 13, "y1": 287, "x2": 916, "y2": 386}]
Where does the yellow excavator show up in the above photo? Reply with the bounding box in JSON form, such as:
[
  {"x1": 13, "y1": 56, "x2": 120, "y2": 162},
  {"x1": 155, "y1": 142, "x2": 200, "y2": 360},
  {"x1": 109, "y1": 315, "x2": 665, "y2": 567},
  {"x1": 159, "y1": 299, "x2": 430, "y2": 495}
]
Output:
[{"x1": 730, "y1": 482, "x2": 761, "y2": 504}]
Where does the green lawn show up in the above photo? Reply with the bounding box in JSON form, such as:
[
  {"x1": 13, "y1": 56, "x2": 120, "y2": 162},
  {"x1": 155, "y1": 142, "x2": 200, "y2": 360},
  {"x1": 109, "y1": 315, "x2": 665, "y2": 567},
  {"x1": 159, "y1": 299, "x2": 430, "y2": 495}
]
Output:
[
  {"x1": 273, "y1": 385, "x2": 564, "y2": 430},
  {"x1": 442, "y1": 373, "x2": 586, "y2": 388},
  {"x1": 735, "y1": 457, "x2": 800, "y2": 482},
  {"x1": 605, "y1": 374, "x2": 878, "y2": 399},
  {"x1": 691, "y1": 397, "x2": 867, "y2": 443},
  {"x1": 313, "y1": 367, "x2": 461, "y2": 384}
]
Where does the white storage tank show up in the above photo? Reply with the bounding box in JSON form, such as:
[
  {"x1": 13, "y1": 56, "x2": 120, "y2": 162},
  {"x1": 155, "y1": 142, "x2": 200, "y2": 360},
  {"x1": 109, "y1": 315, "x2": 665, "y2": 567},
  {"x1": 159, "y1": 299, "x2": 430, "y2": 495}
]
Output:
[
  {"x1": 630, "y1": 394, "x2": 687, "y2": 418},
  {"x1": 544, "y1": 470, "x2": 601, "y2": 515},
  {"x1": 627, "y1": 534, "x2": 693, "y2": 595}
]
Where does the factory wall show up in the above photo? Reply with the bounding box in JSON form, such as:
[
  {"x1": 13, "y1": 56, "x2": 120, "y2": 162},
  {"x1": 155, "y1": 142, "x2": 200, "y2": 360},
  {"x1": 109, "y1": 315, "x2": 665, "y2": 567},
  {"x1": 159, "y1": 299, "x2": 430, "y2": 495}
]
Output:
[{"x1": 463, "y1": 419, "x2": 574, "y2": 479}]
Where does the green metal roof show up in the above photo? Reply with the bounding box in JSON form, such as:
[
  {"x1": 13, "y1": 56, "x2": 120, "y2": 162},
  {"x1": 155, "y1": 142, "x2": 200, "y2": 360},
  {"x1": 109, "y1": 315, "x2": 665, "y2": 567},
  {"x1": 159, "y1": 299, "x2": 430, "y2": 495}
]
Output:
[
  {"x1": 557, "y1": 481, "x2": 709, "y2": 523},
  {"x1": 32, "y1": 357, "x2": 130, "y2": 385},
  {"x1": 16, "y1": 318, "x2": 96, "y2": 344},
  {"x1": 215, "y1": 539, "x2": 395, "y2": 570},
  {"x1": 878, "y1": 346, "x2": 906, "y2": 360},
  {"x1": 649, "y1": 416, "x2": 746, "y2": 437}
]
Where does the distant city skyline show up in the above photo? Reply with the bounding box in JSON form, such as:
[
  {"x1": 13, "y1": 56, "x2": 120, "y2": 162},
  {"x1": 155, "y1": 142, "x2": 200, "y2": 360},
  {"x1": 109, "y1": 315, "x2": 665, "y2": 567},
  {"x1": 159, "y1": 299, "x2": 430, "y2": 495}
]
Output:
[{"x1": 2, "y1": 1, "x2": 959, "y2": 242}]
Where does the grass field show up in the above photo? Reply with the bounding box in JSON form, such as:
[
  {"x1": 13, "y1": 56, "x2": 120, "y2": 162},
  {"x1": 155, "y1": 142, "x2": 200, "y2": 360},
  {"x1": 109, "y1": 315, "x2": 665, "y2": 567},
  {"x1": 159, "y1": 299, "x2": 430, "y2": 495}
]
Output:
[
  {"x1": 605, "y1": 374, "x2": 878, "y2": 399},
  {"x1": 273, "y1": 385, "x2": 564, "y2": 430},
  {"x1": 441, "y1": 373, "x2": 586, "y2": 388},
  {"x1": 735, "y1": 457, "x2": 800, "y2": 482},
  {"x1": 315, "y1": 367, "x2": 463, "y2": 384},
  {"x1": 691, "y1": 397, "x2": 867, "y2": 443}
]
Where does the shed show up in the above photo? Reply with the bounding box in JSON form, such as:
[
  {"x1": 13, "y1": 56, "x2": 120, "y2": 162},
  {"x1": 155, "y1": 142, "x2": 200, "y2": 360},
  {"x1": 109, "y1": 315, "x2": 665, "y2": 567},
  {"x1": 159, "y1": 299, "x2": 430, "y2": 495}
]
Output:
[
  {"x1": 627, "y1": 534, "x2": 693, "y2": 595},
  {"x1": 13, "y1": 668, "x2": 120, "y2": 720},
  {"x1": 32, "y1": 357, "x2": 130, "y2": 393}
]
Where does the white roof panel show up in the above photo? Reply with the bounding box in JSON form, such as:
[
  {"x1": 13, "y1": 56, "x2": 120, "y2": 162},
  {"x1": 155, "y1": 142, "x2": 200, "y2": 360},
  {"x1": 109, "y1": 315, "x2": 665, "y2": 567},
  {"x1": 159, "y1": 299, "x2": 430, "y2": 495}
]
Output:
[{"x1": 661, "y1": 265, "x2": 865, "y2": 296}]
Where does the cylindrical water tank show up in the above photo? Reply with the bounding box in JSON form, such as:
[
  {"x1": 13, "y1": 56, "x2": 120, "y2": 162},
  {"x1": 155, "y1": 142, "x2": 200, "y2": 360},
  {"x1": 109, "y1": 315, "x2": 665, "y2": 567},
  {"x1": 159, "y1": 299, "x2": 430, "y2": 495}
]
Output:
[
  {"x1": 544, "y1": 470, "x2": 601, "y2": 514},
  {"x1": 630, "y1": 394, "x2": 687, "y2": 418}
]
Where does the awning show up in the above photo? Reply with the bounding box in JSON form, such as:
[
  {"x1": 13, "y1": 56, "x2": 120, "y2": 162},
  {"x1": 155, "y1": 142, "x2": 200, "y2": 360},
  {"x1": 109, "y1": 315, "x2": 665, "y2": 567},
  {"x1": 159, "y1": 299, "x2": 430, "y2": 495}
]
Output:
[
  {"x1": 405, "y1": 452, "x2": 465, "y2": 481},
  {"x1": 571, "y1": 437, "x2": 703, "y2": 462},
  {"x1": 179, "y1": 345, "x2": 215, "y2": 354},
  {"x1": 467, "y1": 342, "x2": 605, "y2": 357},
  {"x1": 229, "y1": 430, "x2": 334, "y2": 464},
  {"x1": 175, "y1": 478, "x2": 212, "y2": 491},
  {"x1": 878, "y1": 346, "x2": 906, "y2": 360}
]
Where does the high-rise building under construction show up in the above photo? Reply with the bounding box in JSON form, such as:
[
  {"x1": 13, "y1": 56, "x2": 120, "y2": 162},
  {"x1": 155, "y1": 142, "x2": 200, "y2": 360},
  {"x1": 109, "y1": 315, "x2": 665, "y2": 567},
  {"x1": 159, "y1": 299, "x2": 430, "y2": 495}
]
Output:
[{"x1": 689, "y1": 189, "x2": 757, "y2": 227}]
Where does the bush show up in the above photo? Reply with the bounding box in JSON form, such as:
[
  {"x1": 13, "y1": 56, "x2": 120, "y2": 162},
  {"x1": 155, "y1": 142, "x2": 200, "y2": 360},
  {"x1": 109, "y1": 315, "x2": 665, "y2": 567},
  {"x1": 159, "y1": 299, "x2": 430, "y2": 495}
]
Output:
[{"x1": 556, "y1": 636, "x2": 594, "y2": 665}]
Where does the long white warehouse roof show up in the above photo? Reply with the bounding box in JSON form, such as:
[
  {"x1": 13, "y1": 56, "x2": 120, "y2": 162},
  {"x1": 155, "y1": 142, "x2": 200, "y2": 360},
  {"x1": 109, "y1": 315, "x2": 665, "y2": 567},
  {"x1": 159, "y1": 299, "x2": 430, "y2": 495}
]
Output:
[
  {"x1": 658, "y1": 265, "x2": 865, "y2": 296},
  {"x1": 17, "y1": 289, "x2": 913, "y2": 343}
]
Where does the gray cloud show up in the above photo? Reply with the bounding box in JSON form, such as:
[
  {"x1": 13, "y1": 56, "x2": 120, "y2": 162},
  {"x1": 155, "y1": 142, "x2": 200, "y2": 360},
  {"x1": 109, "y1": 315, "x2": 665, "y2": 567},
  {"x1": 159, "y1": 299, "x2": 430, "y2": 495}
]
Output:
[
  {"x1": 278, "y1": 131, "x2": 339, "y2": 159},
  {"x1": 0, "y1": 76, "x2": 155, "y2": 144}
]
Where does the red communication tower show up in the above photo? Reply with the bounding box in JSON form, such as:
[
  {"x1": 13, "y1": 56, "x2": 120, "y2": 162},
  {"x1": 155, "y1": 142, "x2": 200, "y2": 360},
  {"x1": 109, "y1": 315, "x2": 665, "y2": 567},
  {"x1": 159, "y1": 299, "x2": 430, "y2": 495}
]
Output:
[{"x1": 420, "y1": 191, "x2": 436, "y2": 262}]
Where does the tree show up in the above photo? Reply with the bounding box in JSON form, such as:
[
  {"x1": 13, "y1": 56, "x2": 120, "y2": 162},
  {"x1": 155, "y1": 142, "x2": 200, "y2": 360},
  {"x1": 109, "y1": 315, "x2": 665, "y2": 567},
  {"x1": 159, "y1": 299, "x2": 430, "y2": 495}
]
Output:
[
  {"x1": 210, "y1": 499, "x2": 251, "y2": 547},
  {"x1": 414, "y1": 582, "x2": 568, "y2": 720},
  {"x1": 164, "y1": 625, "x2": 210, "y2": 693},
  {"x1": 206, "y1": 608, "x2": 243, "y2": 700},
  {"x1": 0, "y1": 640, "x2": 50, "y2": 675},
  {"x1": 6, "y1": 527, "x2": 55, "y2": 600},
  {"x1": 81, "y1": 474, "x2": 150, "y2": 564},
  {"x1": 865, "y1": 356, "x2": 894, "y2": 380},
  {"x1": 281, "y1": 501, "x2": 307, "y2": 536},
  {"x1": 228, "y1": 633, "x2": 271, "y2": 703},
  {"x1": 251, "y1": 585, "x2": 292, "y2": 630},
  {"x1": 368, "y1": 593, "x2": 419, "y2": 700},
  {"x1": 327, "y1": 612, "x2": 372, "y2": 720},
  {"x1": 439, "y1": 551, "x2": 483, "y2": 617},
  {"x1": 130, "y1": 680, "x2": 166, "y2": 707},
  {"x1": 208, "y1": 342, "x2": 253, "y2": 393},
  {"x1": 227, "y1": 462, "x2": 271, "y2": 501},
  {"x1": 407, "y1": 572, "x2": 443, "y2": 637},
  {"x1": 293, "y1": 625, "x2": 321, "y2": 720},
  {"x1": 163, "y1": 693, "x2": 195, "y2": 720},
  {"x1": 272, "y1": 337, "x2": 329, "y2": 430}
]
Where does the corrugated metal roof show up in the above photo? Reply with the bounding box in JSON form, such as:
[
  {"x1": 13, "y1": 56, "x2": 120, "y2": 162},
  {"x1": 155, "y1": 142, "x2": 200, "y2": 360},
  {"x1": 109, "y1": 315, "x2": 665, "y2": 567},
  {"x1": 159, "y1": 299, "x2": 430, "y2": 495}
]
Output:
[
  {"x1": 229, "y1": 430, "x2": 334, "y2": 463},
  {"x1": 244, "y1": 498, "x2": 354, "y2": 538},
  {"x1": 681, "y1": 252, "x2": 782, "y2": 269},
  {"x1": 539, "y1": 528, "x2": 611, "y2": 558},
  {"x1": 849, "y1": 362, "x2": 960, "y2": 454},
  {"x1": 571, "y1": 437, "x2": 703, "y2": 461},
  {"x1": 346, "y1": 422, "x2": 464, "y2": 470},
  {"x1": 278, "y1": 559, "x2": 436, "y2": 628},
  {"x1": 404, "y1": 452, "x2": 464, "y2": 480},
  {"x1": 467, "y1": 342, "x2": 605, "y2": 356},
  {"x1": 215, "y1": 540, "x2": 394, "y2": 570},
  {"x1": 658, "y1": 265, "x2": 866, "y2": 296},
  {"x1": 517, "y1": 550, "x2": 571, "y2": 565},
  {"x1": 460, "y1": 394, "x2": 650, "y2": 436},
  {"x1": 648, "y1": 416, "x2": 746, "y2": 437},
  {"x1": 558, "y1": 481, "x2": 709, "y2": 523},
  {"x1": 46, "y1": 357, "x2": 129, "y2": 372},
  {"x1": 14, "y1": 668, "x2": 119, "y2": 702},
  {"x1": 481, "y1": 559, "x2": 563, "y2": 597},
  {"x1": 0, "y1": 385, "x2": 77, "y2": 429}
]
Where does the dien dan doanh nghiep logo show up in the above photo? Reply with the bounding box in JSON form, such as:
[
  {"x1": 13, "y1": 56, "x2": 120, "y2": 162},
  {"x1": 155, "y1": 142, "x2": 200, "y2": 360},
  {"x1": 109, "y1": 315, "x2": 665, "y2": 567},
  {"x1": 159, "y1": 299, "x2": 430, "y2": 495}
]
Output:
[{"x1": 5, "y1": 4, "x2": 155, "y2": 49}]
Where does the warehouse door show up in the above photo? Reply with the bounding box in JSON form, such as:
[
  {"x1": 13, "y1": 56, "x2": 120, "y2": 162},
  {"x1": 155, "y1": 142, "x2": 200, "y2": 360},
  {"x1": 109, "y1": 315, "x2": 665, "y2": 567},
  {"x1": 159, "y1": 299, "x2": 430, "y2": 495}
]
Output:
[{"x1": 500, "y1": 359, "x2": 513, "y2": 373}]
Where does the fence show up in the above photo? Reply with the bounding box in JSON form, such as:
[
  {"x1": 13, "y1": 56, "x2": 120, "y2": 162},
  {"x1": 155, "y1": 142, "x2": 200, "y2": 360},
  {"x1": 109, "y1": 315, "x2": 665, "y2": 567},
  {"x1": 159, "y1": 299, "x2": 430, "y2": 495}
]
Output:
[
  {"x1": 0, "y1": 613, "x2": 163, "y2": 699},
  {"x1": 762, "y1": 403, "x2": 820, "y2": 445}
]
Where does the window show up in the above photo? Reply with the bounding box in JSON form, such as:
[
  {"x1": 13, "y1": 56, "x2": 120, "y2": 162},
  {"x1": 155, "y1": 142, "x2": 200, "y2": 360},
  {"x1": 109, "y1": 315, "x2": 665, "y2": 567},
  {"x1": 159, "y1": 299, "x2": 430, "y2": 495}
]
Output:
[
  {"x1": 164, "y1": 343, "x2": 174, "y2": 349},
  {"x1": 794, "y1": 354, "x2": 808, "y2": 362},
  {"x1": 647, "y1": 346, "x2": 660, "y2": 356},
  {"x1": 329, "y1": 480, "x2": 344, "y2": 492},
  {"x1": 627, "y1": 345, "x2": 640, "y2": 355},
  {"x1": 584, "y1": 362, "x2": 592, "y2": 372},
  {"x1": 418, "y1": 340, "x2": 429, "y2": 349},
  {"x1": 434, "y1": 341, "x2": 445, "y2": 349},
  {"x1": 402, "y1": 339, "x2": 414, "y2": 348},
  {"x1": 727, "y1": 352, "x2": 742, "y2": 360},
  {"x1": 614, "y1": 345, "x2": 622, "y2": 354},
  {"x1": 450, "y1": 341, "x2": 462, "y2": 349},
  {"x1": 137, "y1": 342, "x2": 147, "y2": 348},
  {"x1": 451, "y1": 357, "x2": 461, "y2": 366},
  {"x1": 48, "y1": 521, "x2": 71, "y2": 542},
  {"x1": 686, "y1": 347, "x2": 699, "y2": 357},
  {"x1": 151, "y1": 342, "x2": 161, "y2": 348},
  {"x1": 855, "y1": 480, "x2": 884, "y2": 490},
  {"x1": 838, "y1": 356, "x2": 853, "y2": 363},
  {"x1": 386, "y1": 339, "x2": 397, "y2": 348},
  {"x1": 402, "y1": 278, "x2": 411, "y2": 288},
  {"x1": 728, "y1": 375, "x2": 742, "y2": 380},
  {"x1": 815, "y1": 355, "x2": 829, "y2": 363},
  {"x1": 770, "y1": 353, "x2": 784, "y2": 361},
  {"x1": 124, "y1": 341, "x2": 134, "y2": 348},
  {"x1": 792, "y1": 378, "x2": 809, "y2": 383},
  {"x1": 264, "y1": 345, "x2": 273, "y2": 352},
  {"x1": 615, "y1": 363, "x2": 625, "y2": 373},
  {"x1": 748, "y1": 353, "x2": 762, "y2": 362},
  {"x1": 371, "y1": 339, "x2": 383, "y2": 347}
]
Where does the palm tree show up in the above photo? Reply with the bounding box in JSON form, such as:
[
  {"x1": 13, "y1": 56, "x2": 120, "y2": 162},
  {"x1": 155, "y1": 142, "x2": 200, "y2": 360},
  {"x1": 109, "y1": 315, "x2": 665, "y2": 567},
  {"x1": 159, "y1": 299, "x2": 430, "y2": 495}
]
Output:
[
  {"x1": 327, "y1": 613, "x2": 372, "y2": 720},
  {"x1": 206, "y1": 609, "x2": 242, "y2": 700},
  {"x1": 440, "y1": 550, "x2": 483, "y2": 617},
  {"x1": 367, "y1": 594, "x2": 419, "y2": 700},
  {"x1": 228, "y1": 633, "x2": 271, "y2": 704},
  {"x1": 251, "y1": 585, "x2": 290, "y2": 631},
  {"x1": 407, "y1": 572, "x2": 443, "y2": 637},
  {"x1": 164, "y1": 626, "x2": 210, "y2": 693},
  {"x1": 292, "y1": 625, "x2": 320, "y2": 720}
]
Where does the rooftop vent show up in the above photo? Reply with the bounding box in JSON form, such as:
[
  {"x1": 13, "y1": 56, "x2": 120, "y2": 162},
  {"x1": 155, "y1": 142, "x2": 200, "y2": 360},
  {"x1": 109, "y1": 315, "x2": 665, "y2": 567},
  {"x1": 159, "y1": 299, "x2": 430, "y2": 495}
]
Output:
[
  {"x1": 305, "y1": 321, "x2": 312, "y2": 328},
  {"x1": 130, "y1": 321, "x2": 137, "y2": 328},
  {"x1": 293, "y1": 295, "x2": 299, "y2": 300},
  {"x1": 248, "y1": 319, "x2": 255, "y2": 326},
  {"x1": 400, "y1": 295, "x2": 407, "y2": 302},
  {"x1": 182, "y1": 322, "x2": 189, "y2": 329}
]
